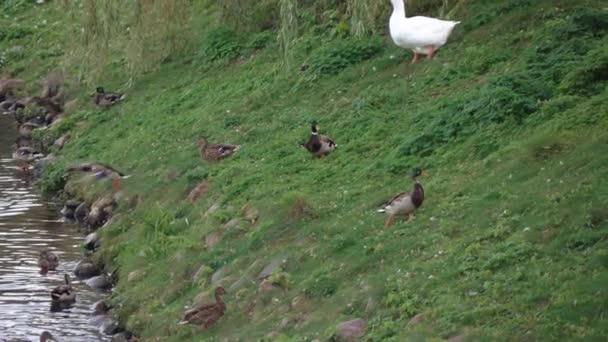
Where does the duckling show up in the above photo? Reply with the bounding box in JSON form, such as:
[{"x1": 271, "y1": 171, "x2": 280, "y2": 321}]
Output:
[
  {"x1": 18, "y1": 122, "x2": 41, "y2": 137},
  {"x1": 50, "y1": 274, "x2": 76, "y2": 311},
  {"x1": 40, "y1": 331, "x2": 57, "y2": 342},
  {"x1": 301, "y1": 120, "x2": 337, "y2": 157},
  {"x1": 378, "y1": 168, "x2": 426, "y2": 228},
  {"x1": 197, "y1": 138, "x2": 240, "y2": 161},
  {"x1": 93, "y1": 87, "x2": 125, "y2": 107},
  {"x1": 38, "y1": 250, "x2": 59, "y2": 274},
  {"x1": 12, "y1": 146, "x2": 43, "y2": 174},
  {"x1": 179, "y1": 287, "x2": 227, "y2": 329}
]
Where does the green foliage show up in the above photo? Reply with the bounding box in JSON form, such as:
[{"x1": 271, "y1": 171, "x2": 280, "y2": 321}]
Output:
[
  {"x1": 308, "y1": 38, "x2": 383, "y2": 76},
  {"x1": 559, "y1": 44, "x2": 608, "y2": 96},
  {"x1": 0, "y1": 26, "x2": 34, "y2": 41},
  {"x1": 203, "y1": 26, "x2": 242, "y2": 61},
  {"x1": 302, "y1": 266, "x2": 338, "y2": 297},
  {"x1": 7, "y1": 0, "x2": 608, "y2": 341}
]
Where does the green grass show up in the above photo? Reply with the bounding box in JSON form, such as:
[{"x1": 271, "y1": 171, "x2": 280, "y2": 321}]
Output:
[{"x1": 2, "y1": 0, "x2": 608, "y2": 341}]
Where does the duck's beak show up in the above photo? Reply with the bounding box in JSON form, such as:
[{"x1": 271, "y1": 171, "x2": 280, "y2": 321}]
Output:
[{"x1": 315, "y1": 125, "x2": 320, "y2": 131}]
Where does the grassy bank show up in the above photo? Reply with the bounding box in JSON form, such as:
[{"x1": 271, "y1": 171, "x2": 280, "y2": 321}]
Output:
[{"x1": 2, "y1": 0, "x2": 608, "y2": 340}]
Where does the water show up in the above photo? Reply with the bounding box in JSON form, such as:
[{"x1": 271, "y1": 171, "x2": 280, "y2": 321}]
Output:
[{"x1": 0, "y1": 114, "x2": 108, "y2": 341}]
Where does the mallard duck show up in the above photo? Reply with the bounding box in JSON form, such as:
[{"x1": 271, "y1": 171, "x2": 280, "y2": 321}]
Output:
[
  {"x1": 378, "y1": 168, "x2": 426, "y2": 228},
  {"x1": 50, "y1": 274, "x2": 76, "y2": 311},
  {"x1": 38, "y1": 250, "x2": 59, "y2": 274},
  {"x1": 197, "y1": 138, "x2": 240, "y2": 161},
  {"x1": 389, "y1": 0, "x2": 460, "y2": 63},
  {"x1": 40, "y1": 331, "x2": 57, "y2": 342},
  {"x1": 301, "y1": 120, "x2": 337, "y2": 157},
  {"x1": 93, "y1": 87, "x2": 125, "y2": 107},
  {"x1": 179, "y1": 287, "x2": 227, "y2": 329}
]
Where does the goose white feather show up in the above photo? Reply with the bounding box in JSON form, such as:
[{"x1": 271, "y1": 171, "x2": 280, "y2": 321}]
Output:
[{"x1": 389, "y1": 0, "x2": 460, "y2": 61}]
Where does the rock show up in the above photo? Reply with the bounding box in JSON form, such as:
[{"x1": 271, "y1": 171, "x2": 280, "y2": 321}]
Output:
[
  {"x1": 100, "y1": 318, "x2": 122, "y2": 335},
  {"x1": 53, "y1": 134, "x2": 69, "y2": 149},
  {"x1": 211, "y1": 267, "x2": 226, "y2": 285},
  {"x1": 223, "y1": 218, "x2": 242, "y2": 231},
  {"x1": 84, "y1": 232, "x2": 100, "y2": 250},
  {"x1": 407, "y1": 312, "x2": 427, "y2": 328},
  {"x1": 336, "y1": 318, "x2": 365, "y2": 341},
  {"x1": 86, "y1": 274, "x2": 113, "y2": 290},
  {"x1": 205, "y1": 232, "x2": 221, "y2": 248},
  {"x1": 127, "y1": 269, "x2": 144, "y2": 283},
  {"x1": 92, "y1": 299, "x2": 110, "y2": 315},
  {"x1": 258, "y1": 257, "x2": 286, "y2": 280},
  {"x1": 111, "y1": 331, "x2": 133, "y2": 342},
  {"x1": 74, "y1": 202, "x2": 90, "y2": 226},
  {"x1": 188, "y1": 181, "x2": 209, "y2": 202},
  {"x1": 447, "y1": 334, "x2": 468, "y2": 342},
  {"x1": 204, "y1": 202, "x2": 220, "y2": 217},
  {"x1": 242, "y1": 203, "x2": 260, "y2": 224},
  {"x1": 74, "y1": 259, "x2": 101, "y2": 279},
  {"x1": 229, "y1": 277, "x2": 249, "y2": 292},
  {"x1": 258, "y1": 279, "x2": 278, "y2": 292},
  {"x1": 290, "y1": 296, "x2": 310, "y2": 312}
]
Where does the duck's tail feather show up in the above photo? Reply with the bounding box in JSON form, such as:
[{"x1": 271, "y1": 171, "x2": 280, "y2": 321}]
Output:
[
  {"x1": 177, "y1": 320, "x2": 189, "y2": 325},
  {"x1": 377, "y1": 208, "x2": 386, "y2": 213}
]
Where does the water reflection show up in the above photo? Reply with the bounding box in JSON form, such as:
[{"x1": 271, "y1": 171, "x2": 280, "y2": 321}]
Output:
[{"x1": 0, "y1": 115, "x2": 108, "y2": 341}]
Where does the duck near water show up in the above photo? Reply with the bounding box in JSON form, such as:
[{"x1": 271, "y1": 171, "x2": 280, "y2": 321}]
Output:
[
  {"x1": 179, "y1": 287, "x2": 227, "y2": 329},
  {"x1": 39, "y1": 331, "x2": 57, "y2": 342},
  {"x1": 378, "y1": 168, "x2": 426, "y2": 228},
  {"x1": 301, "y1": 120, "x2": 337, "y2": 157},
  {"x1": 388, "y1": 0, "x2": 460, "y2": 63},
  {"x1": 50, "y1": 274, "x2": 76, "y2": 311},
  {"x1": 38, "y1": 250, "x2": 59, "y2": 275}
]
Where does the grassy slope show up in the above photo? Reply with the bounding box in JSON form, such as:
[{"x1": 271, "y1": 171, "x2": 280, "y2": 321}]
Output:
[{"x1": 2, "y1": 0, "x2": 608, "y2": 340}]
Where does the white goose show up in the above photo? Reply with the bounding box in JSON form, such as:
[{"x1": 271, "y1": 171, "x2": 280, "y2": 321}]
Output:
[{"x1": 389, "y1": 0, "x2": 460, "y2": 63}]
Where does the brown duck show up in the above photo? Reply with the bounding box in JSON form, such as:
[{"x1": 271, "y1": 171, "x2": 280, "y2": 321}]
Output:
[
  {"x1": 179, "y1": 287, "x2": 227, "y2": 329},
  {"x1": 301, "y1": 120, "x2": 337, "y2": 157},
  {"x1": 50, "y1": 274, "x2": 76, "y2": 311},
  {"x1": 38, "y1": 250, "x2": 59, "y2": 274},
  {"x1": 40, "y1": 331, "x2": 57, "y2": 342},
  {"x1": 378, "y1": 168, "x2": 426, "y2": 228},
  {"x1": 197, "y1": 138, "x2": 240, "y2": 161}
]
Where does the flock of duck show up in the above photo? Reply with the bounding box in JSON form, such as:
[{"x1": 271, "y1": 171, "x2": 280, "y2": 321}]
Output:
[{"x1": 0, "y1": 0, "x2": 459, "y2": 337}]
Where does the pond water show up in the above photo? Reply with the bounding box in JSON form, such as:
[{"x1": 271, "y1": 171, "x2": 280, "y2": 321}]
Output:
[{"x1": 0, "y1": 114, "x2": 108, "y2": 341}]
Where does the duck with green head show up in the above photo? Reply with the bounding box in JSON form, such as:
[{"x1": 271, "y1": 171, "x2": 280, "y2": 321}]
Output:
[
  {"x1": 378, "y1": 167, "x2": 426, "y2": 228},
  {"x1": 93, "y1": 86, "x2": 125, "y2": 107},
  {"x1": 301, "y1": 120, "x2": 337, "y2": 157}
]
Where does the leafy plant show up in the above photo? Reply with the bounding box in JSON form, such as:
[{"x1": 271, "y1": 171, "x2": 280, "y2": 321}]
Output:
[
  {"x1": 203, "y1": 26, "x2": 242, "y2": 61},
  {"x1": 308, "y1": 38, "x2": 383, "y2": 76}
]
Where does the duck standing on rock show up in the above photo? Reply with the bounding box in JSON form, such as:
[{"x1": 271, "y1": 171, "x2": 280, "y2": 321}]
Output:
[
  {"x1": 378, "y1": 168, "x2": 426, "y2": 228},
  {"x1": 93, "y1": 87, "x2": 125, "y2": 107},
  {"x1": 38, "y1": 250, "x2": 59, "y2": 275},
  {"x1": 388, "y1": 0, "x2": 460, "y2": 63},
  {"x1": 301, "y1": 120, "x2": 337, "y2": 157},
  {"x1": 179, "y1": 287, "x2": 227, "y2": 329},
  {"x1": 197, "y1": 138, "x2": 240, "y2": 161},
  {"x1": 50, "y1": 274, "x2": 76, "y2": 311}
]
